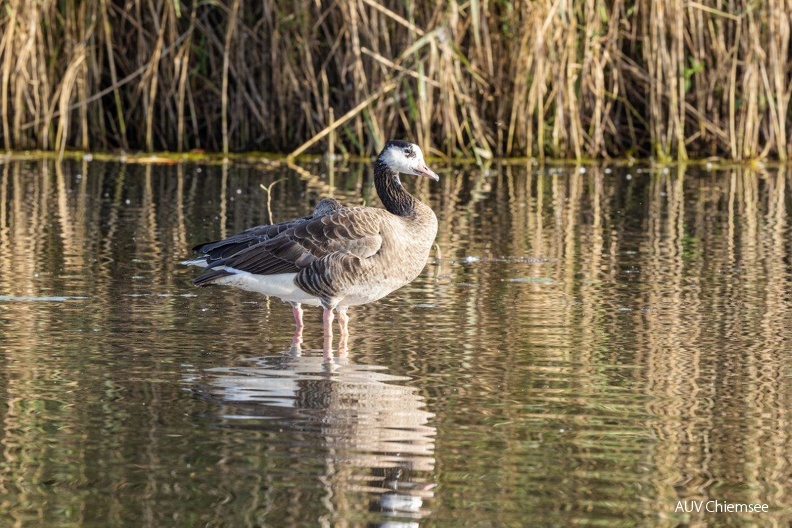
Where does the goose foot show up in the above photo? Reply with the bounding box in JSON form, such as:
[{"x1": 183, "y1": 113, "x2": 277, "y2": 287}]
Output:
[
  {"x1": 323, "y1": 343, "x2": 334, "y2": 363},
  {"x1": 291, "y1": 325, "x2": 303, "y2": 347}
]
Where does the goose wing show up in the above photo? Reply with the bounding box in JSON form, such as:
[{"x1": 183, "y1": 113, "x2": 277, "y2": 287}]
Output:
[
  {"x1": 192, "y1": 215, "x2": 311, "y2": 263},
  {"x1": 193, "y1": 198, "x2": 345, "y2": 264},
  {"x1": 194, "y1": 206, "x2": 385, "y2": 283}
]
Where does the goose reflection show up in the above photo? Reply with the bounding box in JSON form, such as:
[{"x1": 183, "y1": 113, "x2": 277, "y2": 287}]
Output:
[{"x1": 189, "y1": 346, "x2": 436, "y2": 522}]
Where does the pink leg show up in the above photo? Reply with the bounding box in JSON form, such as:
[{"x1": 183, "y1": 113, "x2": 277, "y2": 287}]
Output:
[
  {"x1": 322, "y1": 308, "x2": 335, "y2": 360},
  {"x1": 290, "y1": 304, "x2": 304, "y2": 346},
  {"x1": 337, "y1": 310, "x2": 350, "y2": 355},
  {"x1": 322, "y1": 308, "x2": 335, "y2": 339},
  {"x1": 337, "y1": 310, "x2": 349, "y2": 336},
  {"x1": 292, "y1": 304, "x2": 304, "y2": 330},
  {"x1": 291, "y1": 326, "x2": 303, "y2": 347}
]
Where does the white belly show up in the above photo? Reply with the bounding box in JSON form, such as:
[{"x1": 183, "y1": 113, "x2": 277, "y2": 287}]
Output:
[{"x1": 214, "y1": 269, "x2": 322, "y2": 306}]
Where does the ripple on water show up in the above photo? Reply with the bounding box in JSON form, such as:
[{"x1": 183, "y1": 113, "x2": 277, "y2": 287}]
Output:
[
  {"x1": 0, "y1": 295, "x2": 87, "y2": 301},
  {"x1": 1, "y1": 160, "x2": 792, "y2": 527}
]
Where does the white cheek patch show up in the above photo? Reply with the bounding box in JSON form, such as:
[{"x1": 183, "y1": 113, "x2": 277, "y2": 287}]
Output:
[
  {"x1": 382, "y1": 143, "x2": 424, "y2": 175},
  {"x1": 381, "y1": 148, "x2": 398, "y2": 167},
  {"x1": 382, "y1": 148, "x2": 410, "y2": 174}
]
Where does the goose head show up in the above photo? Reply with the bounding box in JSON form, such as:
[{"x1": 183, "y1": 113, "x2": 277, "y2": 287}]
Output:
[{"x1": 379, "y1": 141, "x2": 439, "y2": 181}]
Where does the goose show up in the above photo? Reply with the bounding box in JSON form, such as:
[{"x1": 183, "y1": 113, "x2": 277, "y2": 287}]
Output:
[{"x1": 187, "y1": 140, "x2": 439, "y2": 347}]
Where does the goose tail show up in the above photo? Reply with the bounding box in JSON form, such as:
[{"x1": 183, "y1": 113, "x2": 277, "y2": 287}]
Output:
[{"x1": 181, "y1": 257, "x2": 210, "y2": 267}]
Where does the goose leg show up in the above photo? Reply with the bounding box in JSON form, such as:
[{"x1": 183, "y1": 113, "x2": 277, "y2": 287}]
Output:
[
  {"x1": 337, "y1": 309, "x2": 350, "y2": 354},
  {"x1": 291, "y1": 303, "x2": 304, "y2": 330},
  {"x1": 322, "y1": 307, "x2": 335, "y2": 360},
  {"x1": 322, "y1": 308, "x2": 335, "y2": 338},
  {"x1": 290, "y1": 303, "x2": 304, "y2": 346}
]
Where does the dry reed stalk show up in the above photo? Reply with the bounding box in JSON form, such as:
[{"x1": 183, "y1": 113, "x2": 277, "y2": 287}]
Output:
[
  {"x1": 0, "y1": 0, "x2": 791, "y2": 160},
  {"x1": 55, "y1": 48, "x2": 87, "y2": 159},
  {"x1": 1, "y1": 0, "x2": 20, "y2": 151},
  {"x1": 288, "y1": 81, "x2": 398, "y2": 159},
  {"x1": 175, "y1": 4, "x2": 196, "y2": 152},
  {"x1": 221, "y1": 0, "x2": 240, "y2": 155}
]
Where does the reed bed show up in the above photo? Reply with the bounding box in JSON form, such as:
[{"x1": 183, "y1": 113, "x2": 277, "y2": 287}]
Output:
[{"x1": 1, "y1": 0, "x2": 790, "y2": 160}]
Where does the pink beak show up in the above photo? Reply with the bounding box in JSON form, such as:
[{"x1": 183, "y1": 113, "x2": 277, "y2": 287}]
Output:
[{"x1": 414, "y1": 163, "x2": 440, "y2": 181}]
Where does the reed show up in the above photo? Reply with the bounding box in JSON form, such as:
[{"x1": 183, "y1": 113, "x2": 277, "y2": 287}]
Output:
[{"x1": 0, "y1": 0, "x2": 790, "y2": 160}]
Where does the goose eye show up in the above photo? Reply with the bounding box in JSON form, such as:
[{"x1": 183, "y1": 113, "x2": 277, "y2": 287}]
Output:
[{"x1": 404, "y1": 148, "x2": 415, "y2": 159}]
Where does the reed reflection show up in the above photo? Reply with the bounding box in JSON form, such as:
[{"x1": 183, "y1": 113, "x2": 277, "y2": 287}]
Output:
[{"x1": 1, "y1": 157, "x2": 792, "y2": 525}]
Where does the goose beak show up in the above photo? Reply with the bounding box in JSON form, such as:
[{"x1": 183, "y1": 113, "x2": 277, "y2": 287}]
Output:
[{"x1": 414, "y1": 163, "x2": 440, "y2": 181}]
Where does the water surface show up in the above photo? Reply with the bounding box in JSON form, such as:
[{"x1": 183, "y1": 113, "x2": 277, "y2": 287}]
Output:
[{"x1": 1, "y1": 158, "x2": 791, "y2": 526}]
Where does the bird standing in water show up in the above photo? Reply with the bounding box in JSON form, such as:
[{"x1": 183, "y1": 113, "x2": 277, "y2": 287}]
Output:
[{"x1": 186, "y1": 141, "x2": 439, "y2": 352}]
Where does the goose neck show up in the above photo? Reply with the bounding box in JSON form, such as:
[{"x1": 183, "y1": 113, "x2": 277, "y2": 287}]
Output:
[{"x1": 374, "y1": 160, "x2": 416, "y2": 217}]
